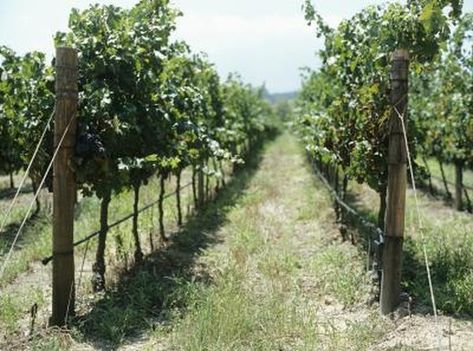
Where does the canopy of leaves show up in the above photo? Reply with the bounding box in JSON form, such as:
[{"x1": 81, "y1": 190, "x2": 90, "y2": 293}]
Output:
[
  {"x1": 0, "y1": 47, "x2": 54, "y2": 184},
  {"x1": 412, "y1": 12, "x2": 473, "y2": 164},
  {"x1": 0, "y1": 0, "x2": 274, "y2": 201},
  {"x1": 296, "y1": 0, "x2": 463, "y2": 193}
]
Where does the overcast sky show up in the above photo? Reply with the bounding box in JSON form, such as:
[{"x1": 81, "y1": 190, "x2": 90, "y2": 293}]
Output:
[{"x1": 0, "y1": 1, "x2": 472, "y2": 93}]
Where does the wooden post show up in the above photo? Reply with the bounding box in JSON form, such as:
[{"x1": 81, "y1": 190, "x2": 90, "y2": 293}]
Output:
[
  {"x1": 334, "y1": 167, "x2": 340, "y2": 222},
  {"x1": 421, "y1": 156, "x2": 435, "y2": 195},
  {"x1": 92, "y1": 192, "x2": 111, "y2": 292},
  {"x1": 158, "y1": 174, "x2": 166, "y2": 242},
  {"x1": 191, "y1": 165, "x2": 197, "y2": 208},
  {"x1": 176, "y1": 170, "x2": 183, "y2": 226},
  {"x1": 380, "y1": 49, "x2": 409, "y2": 315},
  {"x1": 439, "y1": 159, "x2": 452, "y2": 200},
  {"x1": 464, "y1": 188, "x2": 472, "y2": 213},
  {"x1": 198, "y1": 159, "x2": 205, "y2": 208},
  {"x1": 455, "y1": 160, "x2": 463, "y2": 211},
  {"x1": 9, "y1": 172, "x2": 14, "y2": 189},
  {"x1": 51, "y1": 47, "x2": 78, "y2": 326}
]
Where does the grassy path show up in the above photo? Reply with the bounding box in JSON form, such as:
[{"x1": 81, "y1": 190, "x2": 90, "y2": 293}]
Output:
[
  {"x1": 10, "y1": 133, "x2": 473, "y2": 350},
  {"x1": 125, "y1": 133, "x2": 384, "y2": 351}
]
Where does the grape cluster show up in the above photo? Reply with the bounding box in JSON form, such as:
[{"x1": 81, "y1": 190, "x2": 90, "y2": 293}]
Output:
[{"x1": 75, "y1": 129, "x2": 106, "y2": 159}]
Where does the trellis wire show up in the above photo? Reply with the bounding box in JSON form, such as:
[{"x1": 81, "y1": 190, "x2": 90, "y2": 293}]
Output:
[
  {"x1": 41, "y1": 182, "x2": 193, "y2": 265},
  {"x1": 0, "y1": 108, "x2": 55, "y2": 238},
  {"x1": 0, "y1": 112, "x2": 75, "y2": 282},
  {"x1": 395, "y1": 106, "x2": 441, "y2": 350}
]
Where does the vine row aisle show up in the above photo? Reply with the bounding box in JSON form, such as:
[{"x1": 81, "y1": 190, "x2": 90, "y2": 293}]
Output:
[
  {"x1": 28, "y1": 133, "x2": 472, "y2": 350},
  {"x1": 93, "y1": 133, "x2": 465, "y2": 351}
]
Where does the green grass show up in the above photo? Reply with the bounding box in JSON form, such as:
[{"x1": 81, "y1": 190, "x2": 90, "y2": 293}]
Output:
[
  {"x1": 349, "y1": 175, "x2": 473, "y2": 315},
  {"x1": 16, "y1": 133, "x2": 386, "y2": 350},
  {"x1": 403, "y1": 209, "x2": 473, "y2": 314},
  {"x1": 403, "y1": 184, "x2": 473, "y2": 315},
  {"x1": 0, "y1": 286, "x2": 45, "y2": 333},
  {"x1": 0, "y1": 167, "x2": 207, "y2": 344},
  {"x1": 423, "y1": 157, "x2": 473, "y2": 190},
  {"x1": 8, "y1": 134, "x2": 471, "y2": 350},
  {"x1": 71, "y1": 145, "x2": 268, "y2": 348},
  {"x1": 0, "y1": 171, "x2": 197, "y2": 284},
  {"x1": 311, "y1": 243, "x2": 371, "y2": 306},
  {"x1": 151, "y1": 133, "x2": 386, "y2": 351}
]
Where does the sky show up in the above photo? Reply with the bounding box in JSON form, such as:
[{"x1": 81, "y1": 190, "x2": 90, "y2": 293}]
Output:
[{"x1": 0, "y1": 1, "x2": 472, "y2": 93}]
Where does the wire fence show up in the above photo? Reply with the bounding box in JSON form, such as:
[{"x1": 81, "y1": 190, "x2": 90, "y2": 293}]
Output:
[
  {"x1": 430, "y1": 174, "x2": 473, "y2": 192},
  {"x1": 41, "y1": 181, "x2": 193, "y2": 265},
  {"x1": 311, "y1": 161, "x2": 384, "y2": 247},
  {"x1": 0, "y1": 111, "x2": 74, "y2": 281}
]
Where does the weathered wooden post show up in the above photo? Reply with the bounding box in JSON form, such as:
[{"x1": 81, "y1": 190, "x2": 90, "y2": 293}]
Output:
[
  {"x1": 380, "y1": 49, "x2": 409, "y2": 315},
  {"x1": 197, "y1": 159, "x2": 205, "y2": 208},
  {"x1": 454, "y1": 160, "x2": 463, "y2": 211},
  {"x1": 51, "y1": 47, "x2": 78, "y2": 326},
  {"x1": 175, "y1": 170, "x2": 183, "y2": 226},
  {"x1": 438, "y1": 160, "x2": 452, "y2": 199}
]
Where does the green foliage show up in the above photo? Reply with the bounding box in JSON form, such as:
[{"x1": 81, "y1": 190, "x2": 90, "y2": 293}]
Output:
[
  {"x1": 56, "y1": 1, "x2": 183, "y2": 197},
  {"x1": 412, "y1": 13, "x2": 473, "y2": 165},
  {"x1": 296, "y1": 1, "x2": 462, "y2": 195},
  {"x1": 52, "y1": 1, "x2": 273, "y2": 199},
  {"x1": 298, "y1": 1, "x2": 473, "y2": 315},
  {"x1": 0, "y1": 0, "x2": 274, "y2": 202},
  {"x1": 0, "y1": 1, "x2": 274, "y2": 332},
  {"x1": 0, "y1": 47, "x2": 54, "y2": 185}
]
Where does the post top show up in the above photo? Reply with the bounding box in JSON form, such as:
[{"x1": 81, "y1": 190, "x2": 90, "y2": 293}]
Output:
[
  {"x1": 55, "y1": 47, "x2": 78, "y2": 66},
  {"x1": 392, "y1": 49, "x2": 409, "y2": 60},
  {"x1": 55, "y1": 47, "x2": 78, "y2": 57},
  {"x1": 55, "y1": 46, "x2": 77, "y2": 52}
]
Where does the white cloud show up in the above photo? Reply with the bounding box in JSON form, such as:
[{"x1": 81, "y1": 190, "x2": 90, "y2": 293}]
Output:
[
  {"x1": 178, "y1": 13, "x2": 309, "y2": 38},
  {"x1": 0, "y1": 0, "x2": 387, "y2": 92},
  {"x1": 175, "y1": 12, "x2": 344, "y2": 44}
]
